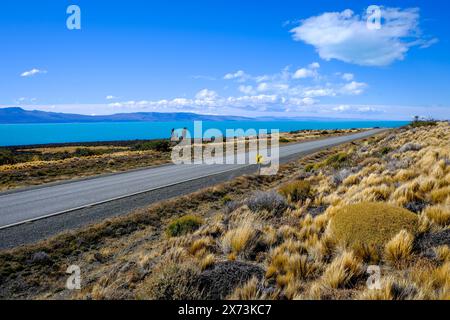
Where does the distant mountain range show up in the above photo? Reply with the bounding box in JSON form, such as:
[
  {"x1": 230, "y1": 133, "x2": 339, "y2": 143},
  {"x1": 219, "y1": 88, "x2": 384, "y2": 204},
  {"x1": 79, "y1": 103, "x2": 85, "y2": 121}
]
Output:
[
  {"x1": 0, "y1": 107, "x2": 389, "y2": 124},
  {"x1": 0, "y1": 107, "x2": 252, "y2": 123}
]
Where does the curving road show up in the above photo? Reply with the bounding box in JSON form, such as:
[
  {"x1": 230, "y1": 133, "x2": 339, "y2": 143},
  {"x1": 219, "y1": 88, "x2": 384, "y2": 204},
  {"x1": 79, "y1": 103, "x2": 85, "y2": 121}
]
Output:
[{"x1": 0, "y1": 129, "x2": 385, "y2": 230}]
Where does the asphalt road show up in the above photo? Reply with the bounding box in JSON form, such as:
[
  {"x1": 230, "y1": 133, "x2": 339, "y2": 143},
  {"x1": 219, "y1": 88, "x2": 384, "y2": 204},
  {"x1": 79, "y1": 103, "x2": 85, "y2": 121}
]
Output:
[{"x1": 0, "y1": 129, "x2": 385, "y2": 249}]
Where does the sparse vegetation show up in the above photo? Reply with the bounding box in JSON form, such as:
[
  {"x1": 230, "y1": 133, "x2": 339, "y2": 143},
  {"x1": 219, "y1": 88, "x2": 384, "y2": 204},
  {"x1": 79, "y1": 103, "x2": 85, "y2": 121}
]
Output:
[{"x1": 0, "y1": 123, "x2": 449, "y2": 300}]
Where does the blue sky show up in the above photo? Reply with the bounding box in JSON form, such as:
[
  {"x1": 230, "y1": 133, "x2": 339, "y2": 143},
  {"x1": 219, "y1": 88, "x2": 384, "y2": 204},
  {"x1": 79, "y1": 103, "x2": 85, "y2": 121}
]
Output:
[{"x1": 1, "y1": 0, "x2": 449, "y2": 120}]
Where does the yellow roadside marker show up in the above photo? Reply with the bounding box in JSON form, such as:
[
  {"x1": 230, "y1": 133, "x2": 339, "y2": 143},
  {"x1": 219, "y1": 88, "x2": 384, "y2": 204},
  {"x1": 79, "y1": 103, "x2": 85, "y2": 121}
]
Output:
[{"x1": 256, "y1": 154, "x2": 264, "y2": 164}]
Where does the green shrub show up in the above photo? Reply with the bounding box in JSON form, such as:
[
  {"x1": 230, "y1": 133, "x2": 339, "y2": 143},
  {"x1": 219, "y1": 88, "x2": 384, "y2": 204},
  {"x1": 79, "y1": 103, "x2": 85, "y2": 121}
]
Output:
[
  {"x1": 132, "y1": 140, "x2": 171, "y2": 152},
  {"x1": 278, "y1": 180, "x2": 312, "y2": 203},
  {"x1": 324, "y1": 152, "x2": 348, "y2": 169},
  {"x1": 166, "y1": 215, "x2": 203, "y2": 237},
  {"x1": 279, "y1": 137, "x2": 290, "y2": 143},
  {"x1": 74, "y1": 148, "x2": 98, "y2": 157},
  {"x1": 379, "y1": 146, "x2": 392, "y2": 156},
  {"x1": 329, "y1": 202, "x2": 418, "y2": 248},
  {"x1": 409, "y1": 121, "x2": 437, "y2": 128}
]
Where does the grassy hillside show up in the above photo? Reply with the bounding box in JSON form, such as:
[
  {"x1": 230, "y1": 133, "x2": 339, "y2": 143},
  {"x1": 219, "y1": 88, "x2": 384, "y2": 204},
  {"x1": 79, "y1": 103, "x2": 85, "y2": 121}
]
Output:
[{"x1": 0, "y1": 123, "x2": 448, "y2": 300}]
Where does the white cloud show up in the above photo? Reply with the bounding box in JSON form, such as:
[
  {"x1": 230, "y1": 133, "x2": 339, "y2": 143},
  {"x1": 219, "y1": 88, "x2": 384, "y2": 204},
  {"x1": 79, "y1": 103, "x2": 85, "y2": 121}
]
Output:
[
  {"x1": 15, "y1": 97, "x2": 37, "y2": 104},
  {"x1": 20, "y1": 68, "x2": 47, "y2": 77},
  {"x1": 290, "y1": 7, "x2": 436, "y2": 66},
  {"x1": 238, "y1": 85, "x2": 255, "y2": 95},
  {"x1": 342, "y1": 73, "x2": 354, "y2": 81},
  {"x1": 303, "y1": 88, "x2": 336, "y2": 98},
  {"x1": 293, "y1": 68, "x2": 315, "y2": 79},
  {"x1": 333, "y1": 105, "x2": 351, "y2": 112},
  {"x1": 309, "y1": 62, "x2": 320, "y2": 69},
  {"x1": 223, "y1": 70, "x2": 250, "y2": 82},
  {"x1": 195, "y1": 88, "x2": 218, "y2": 101},
  {"x1": 257, "y1": 83, "x2": 269, "y2": 92},
  {"x1": 341, "y1": 81, "x2": 368, "y2": 95},
  {"x1": 106, "y1": 95, "x2": 117, "y2": 100}
]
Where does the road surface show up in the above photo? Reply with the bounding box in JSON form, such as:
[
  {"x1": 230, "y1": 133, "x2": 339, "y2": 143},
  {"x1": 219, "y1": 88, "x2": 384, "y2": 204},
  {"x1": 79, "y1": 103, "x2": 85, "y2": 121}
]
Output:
[{"x1": 0, "y1": 129, "x2": 385, "y2": 232}]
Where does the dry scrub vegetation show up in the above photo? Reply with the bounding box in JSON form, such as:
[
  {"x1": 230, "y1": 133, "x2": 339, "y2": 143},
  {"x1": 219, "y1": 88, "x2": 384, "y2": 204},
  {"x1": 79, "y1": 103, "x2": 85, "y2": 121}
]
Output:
[
  {"x1": 0, "y1": 129, "x2": 358, "y2": 191},
  {"x1": 0, "y1": 123, "x2": 448, "y2": 300}
]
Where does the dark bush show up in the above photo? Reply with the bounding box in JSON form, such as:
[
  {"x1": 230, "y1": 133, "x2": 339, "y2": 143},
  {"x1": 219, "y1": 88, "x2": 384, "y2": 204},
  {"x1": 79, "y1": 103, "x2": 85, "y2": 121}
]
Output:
[
  {"x1": 74, "y1": 148, "x2": 98, "y2": 157},
  {"x1": 0, "y1": 149, "x2": 14, "y2": 165},
  {"x1": 132, "y1": 140, "x2": 171, "y2": 152}
]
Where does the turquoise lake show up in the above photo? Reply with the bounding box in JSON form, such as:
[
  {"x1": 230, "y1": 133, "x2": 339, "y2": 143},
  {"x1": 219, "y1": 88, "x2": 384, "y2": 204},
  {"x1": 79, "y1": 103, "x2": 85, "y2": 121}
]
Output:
[{"x1": 0, "y1": 120, "x2": 409, "y2": 146}]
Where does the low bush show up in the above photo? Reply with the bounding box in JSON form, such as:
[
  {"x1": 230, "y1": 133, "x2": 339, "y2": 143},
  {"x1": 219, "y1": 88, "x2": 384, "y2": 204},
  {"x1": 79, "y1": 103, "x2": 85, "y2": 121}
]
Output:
[
  {"x1": 410, "y1": 121, "x2": 437, "y2": 128},
  {"x1": 138, "y1": 262, "x2": 203, "y2": 299},
  {"x1": 398, "y1": 143, "x2": 422, "y2": 153},
  {"x1": 73, "y1": 148, "x2": 99, "y2": 157},
  {"x1": 166, "y1": 215, "x2": 203, "y2": 237},
  {"x1": 329, "y1": 202, "x2": 418, "y2": 248},
  {"x1": 245, "y1": 191, "x2": 288, "y2": 216},
  {"x1": 278, "y1": 180, "x2": 312, "y2": 203},
  {"x1": 324, "y1": 152, "x2": 349, "y2": 169},
  {"x1": 0, "y1": 149, "x2": 14, "y2": 165},
  {"x1": 132, "y1": 140, "x2": 171, "y2": 152}
]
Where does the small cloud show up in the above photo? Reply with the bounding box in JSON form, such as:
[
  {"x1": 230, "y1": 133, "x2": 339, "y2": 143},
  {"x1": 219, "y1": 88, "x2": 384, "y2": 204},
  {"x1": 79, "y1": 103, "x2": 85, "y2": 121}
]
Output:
[
  {"x1": 223, "y1": 70, "x2": 250, "y2": 82},
  {"x1": 195, "y1": 89, "x2": 218, "y2": 101},
  {"x1": 15, "y1": 97, "x2": 37, "y2": 104},
  {"x1": 106, "y1": 95, "x2": 117, "y2": 100},
  {"x1": 293, "y1": 68, "x2": 315, "y2": 79},
  {"x1": 238, "y1": 85, "x2": 255, "y2": 95},
  {"x1": 341, "y1": 81, "x2": 367, "y2": 95},
  {"x1": 191, "y1": 75, "x2": 216, "y2": 81},
  {"x1": 342, "y1": 73, "x2": 354, "y2": 81},
  {"x1": 333, "y1": 105, "x2": 351, "y2": 112},
  {"x1": 21, "y1": 68, "x2": 46, "y2": 77}
]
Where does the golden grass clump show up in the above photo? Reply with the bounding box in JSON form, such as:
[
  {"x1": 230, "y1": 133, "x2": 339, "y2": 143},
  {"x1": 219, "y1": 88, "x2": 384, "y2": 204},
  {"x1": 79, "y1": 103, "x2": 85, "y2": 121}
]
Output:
[
  {"x1": 266, "y1": 251, "x2": 320, "y2": 291},
  {"x1": 434, "y1": 246, "x2": 450, "y2": 264},
  {"x1": 358, "y1": 277, "x2": 423, "y2": 300},
  {"x1": 423, "y1": 205, "x2": 450, "y2": 227},
  {"x1": 329, "y1": 202, "x2": 418, "y2": 249},
  {"x1": 278, "y1": 180, "x2": 312, "y2": 203},
  {"x1": 430, "y1": 186, "x2": 450, "y2": 204},
  {"x1": 189, "y1": 237, "x2": 215, "y2": 256},
  {"x1": 384, "y1": 230, "x2": 415, "y2": 268},
  {"x1": 221, "y1": 218, "x2": 256, "y2": 257},
  {"x1": 319, "y1": 250, "x2": 363, "y2": 289},
  {"x1": 410, "y1": 262, "x2": 450, "y2": 299},
  {"x1": 228, "y1": 277, "x2": 267, "y2": 300}
]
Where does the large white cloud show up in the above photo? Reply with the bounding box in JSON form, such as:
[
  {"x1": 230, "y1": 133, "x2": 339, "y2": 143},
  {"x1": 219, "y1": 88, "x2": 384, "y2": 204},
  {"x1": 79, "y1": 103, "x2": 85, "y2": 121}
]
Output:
[{"x1": 290, "y1": 7, "x2": 436, "y2": 66}]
